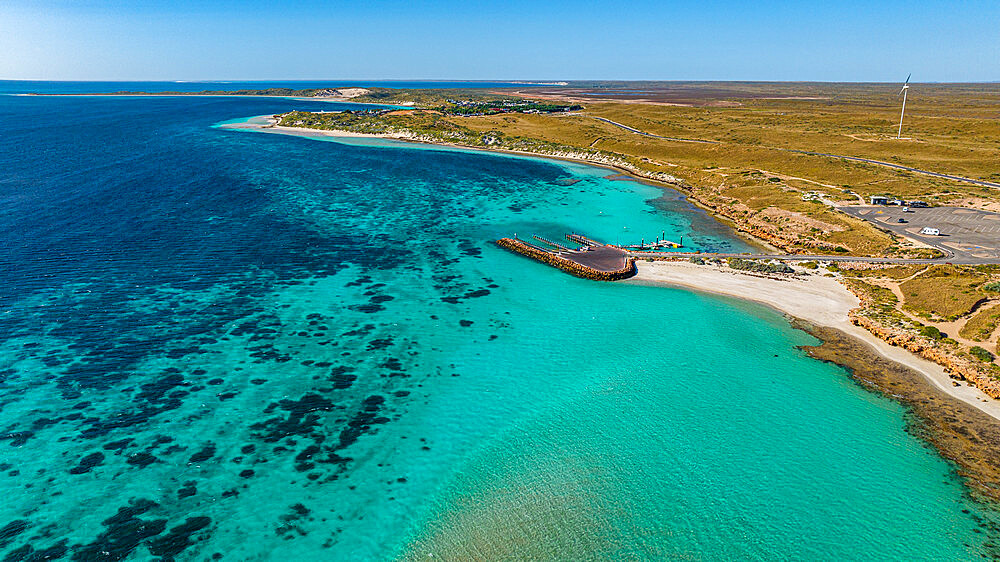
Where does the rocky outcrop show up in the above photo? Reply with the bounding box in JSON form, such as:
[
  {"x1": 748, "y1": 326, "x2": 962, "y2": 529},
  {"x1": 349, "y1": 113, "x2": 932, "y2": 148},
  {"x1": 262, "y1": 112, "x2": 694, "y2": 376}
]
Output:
[{"x1": 845, "y1": 291, "x2": 1000, "y2": 400}]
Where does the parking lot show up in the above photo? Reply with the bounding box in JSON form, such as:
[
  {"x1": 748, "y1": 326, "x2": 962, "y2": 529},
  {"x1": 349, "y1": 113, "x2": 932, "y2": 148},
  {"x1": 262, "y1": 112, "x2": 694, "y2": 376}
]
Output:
[{"x1": 839, "y1": 206, "x2": 1000, "y2": 262}]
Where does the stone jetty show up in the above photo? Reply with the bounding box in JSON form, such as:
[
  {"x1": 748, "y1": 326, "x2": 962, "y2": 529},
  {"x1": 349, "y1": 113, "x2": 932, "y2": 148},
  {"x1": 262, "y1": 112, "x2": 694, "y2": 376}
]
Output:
[{"x1": 496, "y1": 235, "x2": 637, "y2": 281}]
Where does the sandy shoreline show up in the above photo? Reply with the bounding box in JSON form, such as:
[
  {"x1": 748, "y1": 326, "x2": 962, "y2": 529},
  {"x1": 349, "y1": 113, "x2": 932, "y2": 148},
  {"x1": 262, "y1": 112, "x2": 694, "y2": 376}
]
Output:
[
  {"x1": 222, "y1": 116, "x2": 680, "y2": 177},
  {"x1": 228, "y1": 116, "x2": 1000, "y2": 497},
  {"x1": 226, "y1": 116, "x2": 1000, "y2": 421},
  {"x1": 25, "y1": 93, "x2": 405, "y2": 104},
  {"x1": 632, "y1": 261, "x2": 1000, "y2": 421}
]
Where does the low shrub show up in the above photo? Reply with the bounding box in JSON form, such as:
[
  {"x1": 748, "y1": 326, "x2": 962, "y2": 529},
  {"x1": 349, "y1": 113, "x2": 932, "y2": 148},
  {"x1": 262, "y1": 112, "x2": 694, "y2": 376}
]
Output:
[
  {"x1": 920, "y1": 325, "x2": 944, "y2": 340},
  {"x1": 727, "y1": 258, "x2": 793, "y2": 274},
  {"x1": 971, "y1": 346, "x2": 994, "y2": 363}
]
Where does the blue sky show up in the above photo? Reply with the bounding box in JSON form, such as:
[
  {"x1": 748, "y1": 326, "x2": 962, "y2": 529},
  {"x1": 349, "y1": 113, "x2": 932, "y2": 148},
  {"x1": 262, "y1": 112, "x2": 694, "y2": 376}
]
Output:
[{"x1": 2, "y1": 0, "x2": 998, "y2": 81}]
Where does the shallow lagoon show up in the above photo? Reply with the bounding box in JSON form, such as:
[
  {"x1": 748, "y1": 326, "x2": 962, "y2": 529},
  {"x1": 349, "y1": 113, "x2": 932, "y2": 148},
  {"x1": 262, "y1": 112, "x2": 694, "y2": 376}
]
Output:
[{"x1": 0, "y1": 92, "x2": 995, "y2": 560}]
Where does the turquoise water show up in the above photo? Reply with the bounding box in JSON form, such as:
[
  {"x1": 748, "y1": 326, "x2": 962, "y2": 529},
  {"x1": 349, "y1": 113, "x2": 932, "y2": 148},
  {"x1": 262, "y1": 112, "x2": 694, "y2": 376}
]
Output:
[
  {"x1": 0, "y1": 92, "x2": 996, "y2": 560},
  {"x1": 395, "y1": 289, "x2": 990, "y2": 559}
]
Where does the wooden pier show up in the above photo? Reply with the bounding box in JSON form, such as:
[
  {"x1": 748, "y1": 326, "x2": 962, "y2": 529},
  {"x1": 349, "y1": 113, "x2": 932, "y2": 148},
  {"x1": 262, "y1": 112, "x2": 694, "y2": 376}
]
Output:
[
  {"x1": 496, "y1": 234, "x2": 637, "y2": 281},
  {"x1": 532, "y1": 235, "x2": 572, "y2": 252},
  {"x1": 624, "y1": 239, "x2": 681, "y2": 250}
]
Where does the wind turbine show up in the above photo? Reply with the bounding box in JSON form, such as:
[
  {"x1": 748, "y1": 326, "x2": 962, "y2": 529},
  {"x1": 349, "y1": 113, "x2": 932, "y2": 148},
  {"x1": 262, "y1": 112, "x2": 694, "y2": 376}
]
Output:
[{"x1": 896, "y1": 74, "x2": 910, "y2": 139}]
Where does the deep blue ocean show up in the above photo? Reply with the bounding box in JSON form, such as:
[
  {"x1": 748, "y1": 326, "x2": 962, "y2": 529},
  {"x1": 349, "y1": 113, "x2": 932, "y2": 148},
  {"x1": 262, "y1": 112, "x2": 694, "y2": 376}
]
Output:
[
  {"x1": 0, "y1": 81, "x2": 550, "y2": 95},
  {"x1": 1, "y1": 84, "x2": 998, "y2": 560}
]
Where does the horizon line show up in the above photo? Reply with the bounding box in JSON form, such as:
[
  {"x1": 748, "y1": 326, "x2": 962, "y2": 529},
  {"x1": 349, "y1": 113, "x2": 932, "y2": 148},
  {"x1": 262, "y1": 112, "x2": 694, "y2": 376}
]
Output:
[{"x1": 3, "y1": 78, "x2": 1000, "y2": 85}]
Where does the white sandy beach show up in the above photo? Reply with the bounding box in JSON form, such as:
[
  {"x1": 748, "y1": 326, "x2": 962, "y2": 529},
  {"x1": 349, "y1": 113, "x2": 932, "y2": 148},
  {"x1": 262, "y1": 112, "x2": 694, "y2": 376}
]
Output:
[
  {"x1": 219, "y1": 118, "x2": 403, "y2": 139},
  {"x1": 633, "y1": 260, "x2": 1000, "y2": 421},
  {"x1": 221, "y1": 118, "x2": 692, "y2": 189}
]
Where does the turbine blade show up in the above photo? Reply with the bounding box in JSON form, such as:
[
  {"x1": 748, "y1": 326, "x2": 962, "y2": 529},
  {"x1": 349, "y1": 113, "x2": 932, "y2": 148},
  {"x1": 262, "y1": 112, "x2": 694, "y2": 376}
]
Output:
[
  {"x1": 899, "y1": 86, "x2": 905, "y2": 95},
  {"x1": 905, "y1": 73, "x2": 911, "y2": 84}
]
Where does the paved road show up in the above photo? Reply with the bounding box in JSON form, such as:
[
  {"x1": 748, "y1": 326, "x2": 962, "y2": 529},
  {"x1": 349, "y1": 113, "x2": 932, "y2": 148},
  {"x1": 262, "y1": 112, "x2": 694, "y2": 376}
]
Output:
[
  {"x1": 561, "y1": 245, "x2": 630, "y2": 272},
  {"x1": 790, "y1": 150, "x2": 1000, "y2": 189},
  {"x1": 630, "y1": 251, "x2": 975, "y2": 264},
  {"x1": 839, "y1": 205, "x2": 1000, "y2": 262},
  {"x1": 591, "y1": 117, "x2": 718, "y2": 144},
  {"x1": 530, "y1": 235, "x2": 632, "y2": 271},
  {"x1": 592, "y1": 116, "x2": 1000, "y2": 189}
]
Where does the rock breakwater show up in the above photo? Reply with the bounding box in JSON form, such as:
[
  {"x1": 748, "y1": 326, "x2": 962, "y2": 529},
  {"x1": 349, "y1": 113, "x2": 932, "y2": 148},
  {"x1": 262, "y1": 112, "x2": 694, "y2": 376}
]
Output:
[{"x1": 495, "y1": 238, "x2": 637, "y2": 281}]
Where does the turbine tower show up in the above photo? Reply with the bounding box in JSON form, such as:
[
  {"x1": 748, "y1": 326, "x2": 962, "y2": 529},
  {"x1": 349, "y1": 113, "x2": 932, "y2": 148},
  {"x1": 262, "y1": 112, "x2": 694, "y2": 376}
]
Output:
[{"x1": 896, "y1": 74, "x2": 910, "y2": 139}]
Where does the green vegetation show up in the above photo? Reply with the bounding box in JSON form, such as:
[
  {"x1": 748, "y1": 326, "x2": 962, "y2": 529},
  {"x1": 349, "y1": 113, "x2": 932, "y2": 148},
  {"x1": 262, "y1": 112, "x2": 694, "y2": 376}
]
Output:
[
  {"x1": 843, "y1": 264, "x2": 1000, "y2": 380},
  {"x1": 845, "y1": 279, "x2": 898, "y2": 308},
  {"x1": 842, "y1": 278, "x2": 916, "y2": 328},
  {"x1": 920, "y1": 325, "x2": 945, "y2": 340},
  {"x1": 162, "y1": 86, "x2": 582, "y2": 115},
  {"x1": 726, "y1": 258, "x2": 793, "y2": 274},
  {"x1": 276, "y1": 110, "x2": 627, "y2": 165},
  {"x1": 960, "y1": 305, "x2": 1000, "y2": 341},
  {"x1": 109, "y1": 86, "x2": 488, "y2": 105},
  {"x1": 970, "y1": 346, "x2": 995, "y2": 363},
  {"x1": 899, "y1": 268, "x2": 987, "y2": 320},
  {"x1": 443, "y1": 100, "x2": 581, "y2": 115},
  {"x1": 841, "y1": 265, "x2": 927, "y2": 280}
]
